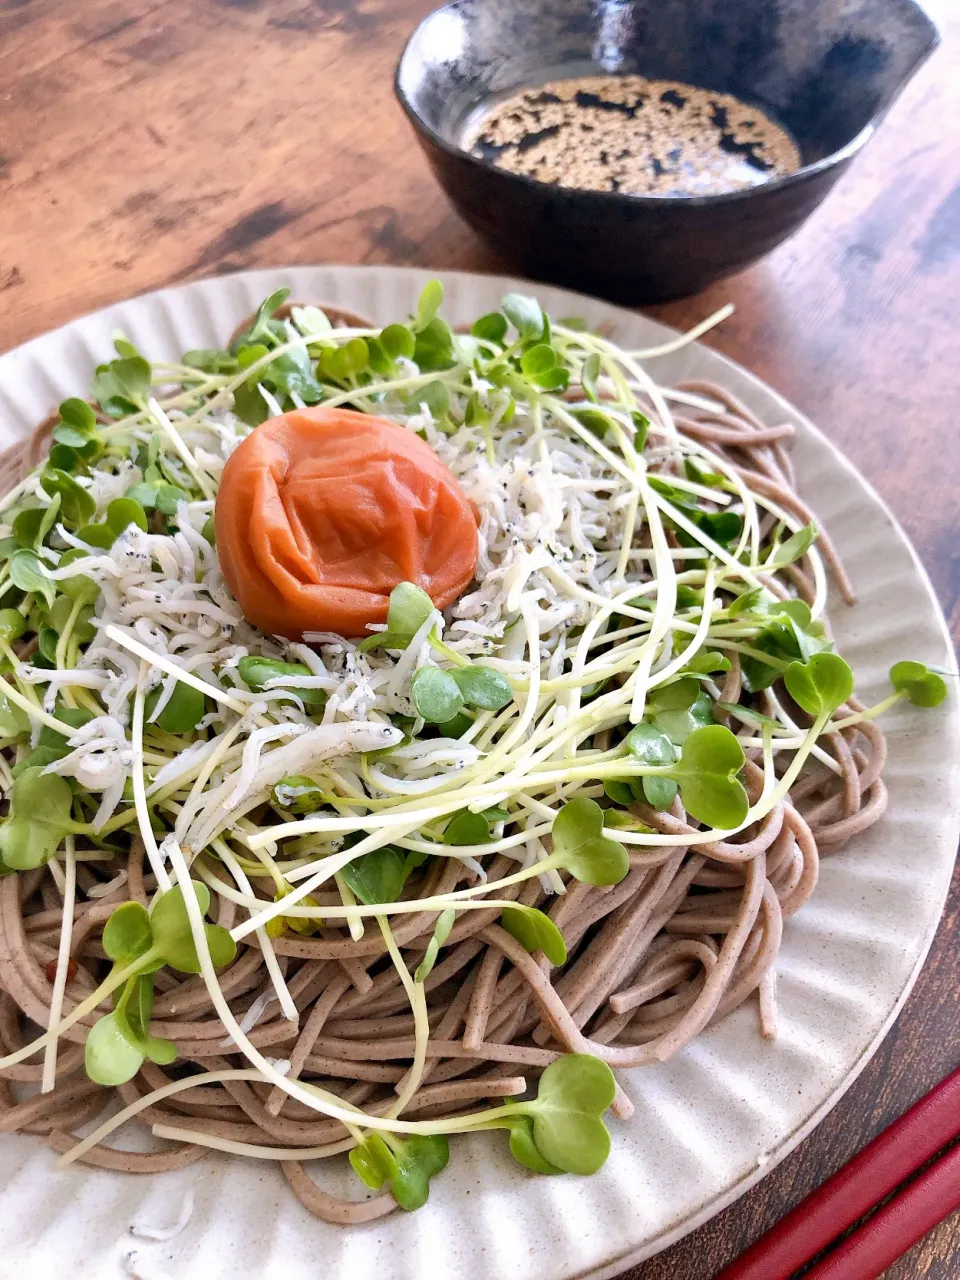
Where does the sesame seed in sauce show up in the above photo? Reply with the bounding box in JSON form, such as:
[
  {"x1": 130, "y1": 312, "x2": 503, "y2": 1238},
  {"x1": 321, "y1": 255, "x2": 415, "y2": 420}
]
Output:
[{"x1": 466, "y1": 75, "x2": 801, "y2": 197}]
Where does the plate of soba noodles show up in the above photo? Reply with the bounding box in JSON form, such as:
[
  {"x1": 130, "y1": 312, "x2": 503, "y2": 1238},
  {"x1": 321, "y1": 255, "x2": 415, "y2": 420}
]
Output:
[{"x1": 0, "y1": 265, "x2": 955, "y2": 1279}]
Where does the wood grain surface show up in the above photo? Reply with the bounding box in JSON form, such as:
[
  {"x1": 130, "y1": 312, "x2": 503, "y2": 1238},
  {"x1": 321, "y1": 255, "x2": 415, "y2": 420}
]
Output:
[{"x1": 1, "y1": 0, "x2": 958, "y2": 1275}]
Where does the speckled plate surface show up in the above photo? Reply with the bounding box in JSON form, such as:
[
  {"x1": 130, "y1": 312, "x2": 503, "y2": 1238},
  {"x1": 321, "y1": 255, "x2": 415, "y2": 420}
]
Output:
[{"x1": 0, "y1": 266, "x2": 956, "y2": 1280}]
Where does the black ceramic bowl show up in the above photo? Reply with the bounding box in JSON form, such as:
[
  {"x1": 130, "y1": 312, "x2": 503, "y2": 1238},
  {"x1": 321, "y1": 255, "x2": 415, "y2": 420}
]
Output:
[{"x1": 395, "y1": 0, "x2": 939, "y2": 303}]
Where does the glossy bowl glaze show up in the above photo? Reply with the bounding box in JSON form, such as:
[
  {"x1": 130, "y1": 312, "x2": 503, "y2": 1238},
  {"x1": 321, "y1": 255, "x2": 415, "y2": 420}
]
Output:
[{"x1": 395, "y1": 0, "x2": 939, "y2": 302}]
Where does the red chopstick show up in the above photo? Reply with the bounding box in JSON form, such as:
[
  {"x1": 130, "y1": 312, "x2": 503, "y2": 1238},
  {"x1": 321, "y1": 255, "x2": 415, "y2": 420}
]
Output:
[
  {"x1": 714, "y1": 1066, "x2": 960, "y2": 1280},
  {"x1": 801, "y1": 1141, "x2": 960, "y2": 1280}
]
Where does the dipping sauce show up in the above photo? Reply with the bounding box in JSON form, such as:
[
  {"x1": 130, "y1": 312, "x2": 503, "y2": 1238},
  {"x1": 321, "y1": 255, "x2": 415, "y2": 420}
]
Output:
[
  {"x1": 215, "y1": 407, "x2": 479, "y2": 640},
  {"x1": 466, "y1": 74, "x2": 801, "y2": 197}
]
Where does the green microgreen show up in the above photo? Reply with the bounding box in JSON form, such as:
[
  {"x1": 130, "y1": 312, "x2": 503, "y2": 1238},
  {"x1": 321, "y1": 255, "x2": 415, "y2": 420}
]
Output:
[
  {"x1": 441, "y1": 806, "x2": 507, "y2": 845},
  {"x1": 767, "y1": 521, "x2": 817, "y2": 567},
  {"x1": 38, "y1": 628, "x2": 59, "y2": 662},
  {"x1": 357, "y1": 581, "x2": 436, "y2": 654},
  {"x1": 38, "y1": 468, "x2": 96, "y2": 527},
  {"x1": 103, "y1": 899, "x2": 155, "y2": 964},
  {"x1": 8, "y1": 548, "x2": 56, "y2": 608},
  {"x1": 14, "y1": 496, "x2": 61, "y2": 550},
  {"x1": 684, "y1": 458, "x2": 725, "y2": 487},
  {"x1": 380, "y1": 323, "x2": 416, "y2": 361},
  {"x1": 182, "y1": 348, "x2": 240, "y2": 374},
  {"x1": 148, "y1": 881, "x2": 237, "y2": 973},
  {"x1": 889, "y1": 661, "x2": 948, "y2": 708},
  {"x1": 727, "y1": 585, "x2": 766, "y2": 617},
  {"x1": 317, "y1": 339, "x2": 368, "y2": 385},
  {"x1": 497, "y1": 1112, "x2": 563, "y2": 1175},
  {"x1": 408, "y1": 285, "x2": 454, "y2": 370},
  {"x1": 0, "y1": 767, "x2": 88, "y2": 872},
  {"x1": 126, "y1": 480, "x2": 189, "y2": 515},
  {"x1": 46, "y1": 595, "x2": 94, "y2": 646},
  {"x1": 603, "y1": 779, "x2": 641, "y2": 806},
  {"x1": 681, "y1": 650, "x2": 732, "y2": 675},
  {"x1": 464, "y1": 393, "x2": 490, "y2": 432},
  {"x1": 122, "y1": 974, "x2": 177, "y2": 1062},
  {"x1": 84, "y1": 1008, "x2": 154, "y2": 1086},
  {"x1": 651, "y1": 689, "x2": 716, "y2": 747},
  {"x1": 550, "y1": 798, "x2": 629, "y2": 885},
  {"x1": 408, "y1": 379, "x2": 451, "y2": 422},
  {"x1": 414, "y1": 279, "x2": 444, "y2": 332},
  {"x1": 340, "y1": 845, "x2": 408, "y2": 906},
  {"x1": 480, "y1": 1054, "x2": 616, "y2": 1176},
  {"x1": 0, "y1": 690, "x2": 29, "y2": 739},
  {"x1": 602, "y1": 809, "x2": 654, "y2": 832},
  {"x1": 450, "y1": 665, "x2": 513, "y2": 712},
  {"x1": 624, "y1": 722, "x2": 679, "y2": 809},
  {"x1": 85, "y1": 973, "x2": 177, "y2": 1087},
  {"x1": 571, "y1": 407, "x2": 618, "y2": 441},
  {"x1": 632, "y1": 411, "x2": 650, "y2": 451},
  {"x1": 442, "y1": 809, "x2": 488, "y2": 845},
  {"x1": 412, "y1": 319, "x2": 455, "y2": 372},
  {"x1": 76, "y1": 523, "x2": 115, "y2": 550},
  {"x1": 501, "y1": 293, "x2": 546, "y2": 343},
  {"x1": 471, "y1": 313, "x2": 508, "y2": 345},
  {"x1": 500, "y1": 905, "x2": 567, "y2": 965},
  {"x1": 144, "y1": 680, "x2": 206, "y2": 734},
  {"x1": 388, "y1": 581, "x2": 434, "y2": 637},
  {"x1": 78, "y1": 497, "x2": 149, "y2": 550},
  {"x1": 92, "y1": 353, "x2": 152, "y2": 417},
  {"x1": 435, "y1": 710, "x2": 473, "y2": 739},
  {"x1": 350, "y1": 1131, "x2": 450, "y2": 1211},
  {"x1": 716, "y1": 702, "x2": 783, "y2": 731},
  {"x1": 271, "y1": 776, "x2": 327, "y2": 815},
  {"x1": 649, "y1": 477, "x2": 743, "y2": 547},
  {"x1": 236, "y1": 656, "x2": 326, "y2": 709},
  {"x1": 648, "y1": 677, "x2": 699, "y2": 711},
  {"x1": 83, "y1": 887, "x2": 233, "y2": 1086},
  {"x1": 519, "y1": 343, "x2": 569, "y2": 391},
  {"x1": 739, "y1": 599, "x2": 830, "y2": 692},
  {"x1": 0, "y1": 608, "x2": 26, "y2": 643},
  {"x1": 667, "y1": 724, "x2": 749, "y2": 828},
  {"x1": 55, "y1": 548, "x2": 100, "y2": 605},
  {"x1": 231, "y1": 288, "x2": 291, "y2": 352},
  {"x1": 265, "y1": 882, "x2": 323, "y2": 939},
  {"x1": 674, "y1": 585, "x2": 702, "y2": 610},
  {"x1": 784, "y1": 652, "x2": 854, "y2": 718},
  {"x1": 292, "y1": 305, "x2": 333, "y2": 338},
  {"x1": 51, "y1": 398, "x2": 99, "y2": 447},
  {"x1": 411, "y1": 667, "x2": 463, "y2": 724},
  {"x1": 581, "y1": 352, "x2": 601, "y2": 402}
]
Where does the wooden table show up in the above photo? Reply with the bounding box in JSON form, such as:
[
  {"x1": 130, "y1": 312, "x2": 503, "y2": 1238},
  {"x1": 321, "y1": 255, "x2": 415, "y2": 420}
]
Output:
[{"x1": 1, "y1": 0, "x2": 957, "y2": 1274}]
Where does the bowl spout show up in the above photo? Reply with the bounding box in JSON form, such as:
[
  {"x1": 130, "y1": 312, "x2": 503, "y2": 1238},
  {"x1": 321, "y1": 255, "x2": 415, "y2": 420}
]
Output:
[{"x1": 761, "y1": 0, "x2": 941, "y2": 163}]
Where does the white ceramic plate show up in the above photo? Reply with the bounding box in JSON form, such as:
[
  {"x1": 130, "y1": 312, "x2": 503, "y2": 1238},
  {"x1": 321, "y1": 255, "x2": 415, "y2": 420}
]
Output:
[{"x1": 0, "y1": 266, "x2": 956, "y2": 1280}]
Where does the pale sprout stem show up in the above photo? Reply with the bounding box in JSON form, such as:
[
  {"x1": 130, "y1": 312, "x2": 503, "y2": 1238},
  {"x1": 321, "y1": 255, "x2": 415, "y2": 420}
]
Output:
[{"x1": 41, "y1": 835, "x2": 77, "y2": 1093}]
